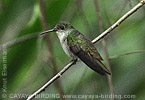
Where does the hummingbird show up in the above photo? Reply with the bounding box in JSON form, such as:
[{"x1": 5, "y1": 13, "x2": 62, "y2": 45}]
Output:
[{"x1": 40, "y1": 21, "x2": 111, "y2": 75}]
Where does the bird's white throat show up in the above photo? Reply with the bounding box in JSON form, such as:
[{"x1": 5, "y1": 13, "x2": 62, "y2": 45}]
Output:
[
  {"x1": 56, "y1": 29, "x2": 76, "y2": 59},
  {"x1": 56, "y1": 30, "x2": 70, "y2": 42}
]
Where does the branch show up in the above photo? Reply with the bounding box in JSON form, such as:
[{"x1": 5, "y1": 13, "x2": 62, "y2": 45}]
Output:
[
  {"x1": 94, "y1": 0, "x2": 114, "y2": 100},
  {"x1": 27, "y1": 0, "x2": 145, "y2": 100},
  {"x1": 27, "y1": 60, "x2": 76, "y2": 100},
  {"x1": 92, "y1": 0, "x2": 145, "y2": 44},
  {"x1": 110, "y1": 50, "x2": 145, "y2": 59},
  {"x1": 39, "y1": 0, "x2": 65, "y2": 100}
]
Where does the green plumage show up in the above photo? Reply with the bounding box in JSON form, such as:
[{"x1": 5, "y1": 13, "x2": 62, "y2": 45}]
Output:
[
  {"x1": 67, "y1": 30, "x2": 102, "y2": 60},
  {"x1": 67, "y1": 29, "x2": 110, "y2": 75},
  {"x1": 40, "y1": 21, "x2": 111, "y2": 75}
]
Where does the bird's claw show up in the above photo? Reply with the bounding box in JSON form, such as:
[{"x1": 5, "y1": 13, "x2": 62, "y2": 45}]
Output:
[{"x1": 71, "y1": 59, "x2": 78, "y2": 64}]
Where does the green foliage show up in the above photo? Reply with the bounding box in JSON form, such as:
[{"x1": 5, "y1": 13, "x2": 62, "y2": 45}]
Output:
[{"x1": 0, "y1": 0, "x2": 145, "y2": 100}]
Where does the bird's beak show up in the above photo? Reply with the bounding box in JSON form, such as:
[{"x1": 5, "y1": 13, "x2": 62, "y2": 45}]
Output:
[{"x1": 40, "y1": 28, "x2": 57, "y2": 35}]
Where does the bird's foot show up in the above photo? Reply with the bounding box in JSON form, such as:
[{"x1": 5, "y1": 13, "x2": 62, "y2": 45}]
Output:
[{"x1": 71, "y1": 59, "x2": 78, "y2": 64}]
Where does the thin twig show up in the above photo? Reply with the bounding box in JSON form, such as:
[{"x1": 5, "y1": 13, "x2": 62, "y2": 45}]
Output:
[
  {"x1": 110, "y1": 50, "x2": 145, "y2": 59},
  {"x1": 27, "y1": 60, "x2": 76, "y2": 100},
  {"x1": 39, "y1": 0, "x2": 65, "y2": 100},
  {"x1": 27, "y1": 0, "x2": 145, "y2": 100},
  {"x1": 94, "y1": 0, "x2": 114, "y2": 100},
  {"x1": 92, "y1": 0, "x2": 145, "y2": 44},
  {"x1": 136, "y1": 0, "x2": 145, "y2": 16},
  {"x1": 102, "y1": 2, "x2": 117, "y2": 46}
]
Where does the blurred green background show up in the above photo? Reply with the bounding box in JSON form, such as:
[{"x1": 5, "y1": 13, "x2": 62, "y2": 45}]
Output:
[{"x1": 0, "y1": 0, "x2": 145, "y2": 100}]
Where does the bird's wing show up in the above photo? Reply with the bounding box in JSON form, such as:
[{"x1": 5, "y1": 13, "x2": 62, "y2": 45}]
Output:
[{"x1": 67, "y1": 30, "x2": 111, "y2": 75}]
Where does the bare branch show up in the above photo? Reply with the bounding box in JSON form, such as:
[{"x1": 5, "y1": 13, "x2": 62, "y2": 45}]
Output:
[
  {"x1": 27, "y1": 60, "x2": 76, "y2": 100},
  {"x1": 27, "y1": 0, "x2": 145, "y2": 100},
  {"x1": 110, "y1": 50, "x2": 145, "y2": 59},
  {"x1": 92, "y1": 0, "x2": 145, "y2": 44},
  {"x1": 94, "y1": 0, "x2": 114, "y2": 100}
]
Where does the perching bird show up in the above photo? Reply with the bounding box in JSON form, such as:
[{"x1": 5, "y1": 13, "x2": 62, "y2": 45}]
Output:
[{"x1": 40, "y1": 21, "x2": 111, "y2": 75}]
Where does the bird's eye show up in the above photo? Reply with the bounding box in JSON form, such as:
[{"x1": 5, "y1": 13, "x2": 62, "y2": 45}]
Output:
[{"x1": 60, "y1": 26, "x2": 65, "y2": 30}]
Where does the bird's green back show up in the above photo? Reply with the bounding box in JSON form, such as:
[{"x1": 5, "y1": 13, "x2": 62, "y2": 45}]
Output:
[{"x1": 67, "y1": 30, "x2": 103, "y2": 61}]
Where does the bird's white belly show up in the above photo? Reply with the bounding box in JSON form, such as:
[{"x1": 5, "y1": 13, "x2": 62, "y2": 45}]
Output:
[
  {"x1": 60, "y1": 39, "x2": 76, "y2": 59},
  {"x1": 56, "y1": 30, "x2": 77, "y2": 59}
]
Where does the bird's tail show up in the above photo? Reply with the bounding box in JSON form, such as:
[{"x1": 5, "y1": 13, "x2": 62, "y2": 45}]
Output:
[
  {"x1": 77, "y1": 50, "x2": 111, "y2": 75},
  {"x1": 95, "y1": 60, "x2": 111, "y2": 75}
]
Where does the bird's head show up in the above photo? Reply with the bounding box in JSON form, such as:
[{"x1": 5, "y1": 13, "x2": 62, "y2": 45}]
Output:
[{"x1": 40, "y1": 21, "x2": 73, "y2": 35}]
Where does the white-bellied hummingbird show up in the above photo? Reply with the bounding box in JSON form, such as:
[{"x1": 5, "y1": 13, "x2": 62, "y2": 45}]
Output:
[{"x1": 40, "y1": 21, "x2": 111, "y2": 75}]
